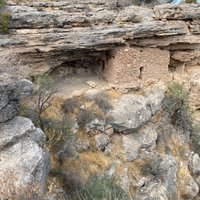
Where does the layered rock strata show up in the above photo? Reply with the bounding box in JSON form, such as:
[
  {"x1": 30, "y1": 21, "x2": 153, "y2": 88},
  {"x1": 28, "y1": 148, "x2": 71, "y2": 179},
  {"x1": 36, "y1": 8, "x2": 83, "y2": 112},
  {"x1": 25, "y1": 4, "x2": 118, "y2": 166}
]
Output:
[{"x1": 0, "y1": 3, "x2": 200, "y2": 83}]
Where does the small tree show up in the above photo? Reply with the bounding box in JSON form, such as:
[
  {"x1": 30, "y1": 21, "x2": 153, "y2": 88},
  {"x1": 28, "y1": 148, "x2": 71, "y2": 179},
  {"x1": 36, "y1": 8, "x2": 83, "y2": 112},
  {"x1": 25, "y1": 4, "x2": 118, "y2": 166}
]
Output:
[{"x1": 35, "y1": 74, "x2": 56, "y2": 129}]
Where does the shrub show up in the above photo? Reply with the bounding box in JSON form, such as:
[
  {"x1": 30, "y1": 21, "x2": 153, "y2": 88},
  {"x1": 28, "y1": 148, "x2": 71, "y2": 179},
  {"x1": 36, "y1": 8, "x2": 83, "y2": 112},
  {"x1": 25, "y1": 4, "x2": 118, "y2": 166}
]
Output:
[
  {"x1": 50, "y1": 166, "x2": 64, "y2": 177},
  {"x1": 74, "y1": 176, "x2": 131, "y2": 200},
  {"x1": 62, "y1": 98, "x2": 81, "y2": 114},
  {"x1": 162, "y1": 82, "x2": 192, "y2": 132},
  {"x1": 37, "y1": 74, "x2": 54, "y2": 91},
  {"x1": 43, "y1": 116, "x2": 74, "y2": 152},
  {"x1": 0, "y1": 0, "x2": 5, "y2": 8},
  {"x1": 185, "y1": 0, "x2": 196, "y2": 3},
  {"x1": 0, "y1": 12, "x2": 11, "y2": 34},
  {"x1": 77, "y1": 109, "x2": 94, "y2": 129},
  {"x1": 94, "y1": 92, "x2": 112, "y2": 114},
  {"x1": 140, "y1": 155, "x2": 163, "y2": 177}
]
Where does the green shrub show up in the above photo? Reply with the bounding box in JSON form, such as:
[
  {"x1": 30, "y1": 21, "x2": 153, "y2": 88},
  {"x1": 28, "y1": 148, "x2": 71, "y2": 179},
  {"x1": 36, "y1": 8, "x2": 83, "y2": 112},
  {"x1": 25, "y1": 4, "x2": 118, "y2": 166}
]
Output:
[
  {"x1": 33, "y1": 73, "x2": 54, "y2": 93},
  {"x1": 162, "y1": 82, "x2": 192, "y2": 132},
  {"x1": 0, "y1": 0, "x2": 6, "y2": 8},
  {"x1": 185, "y1": 0, "x2": 196, "y2": 3},
  {"x1": 140, "y1": 155, "x2": 163, "y2": 177},
  {"x1": 50, "y1": 166, "x2": 64, "y2": 177},
  {"x1": 18, "y1": 104, "x2": 31, "y2": 117},
  {"x1": 0, "y1": 12, "x2": 11, "y2": 34},
  {"x1": 74, "y1": 176, "x2": 131, "y2": 200},
  {"x1": 43, "y1": 116, "x2": 74, "y2": 152}
]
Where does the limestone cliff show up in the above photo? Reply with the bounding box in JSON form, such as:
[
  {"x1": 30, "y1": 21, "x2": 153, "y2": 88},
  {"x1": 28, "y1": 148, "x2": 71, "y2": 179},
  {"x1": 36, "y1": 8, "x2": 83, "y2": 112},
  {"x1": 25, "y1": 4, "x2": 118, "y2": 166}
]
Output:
[
  {"x1": 0, "y1": 3, "x2": 200, "y2": 81},
  {"x1": 1, "y1": 1, "x2": 200, "y2": 200}
]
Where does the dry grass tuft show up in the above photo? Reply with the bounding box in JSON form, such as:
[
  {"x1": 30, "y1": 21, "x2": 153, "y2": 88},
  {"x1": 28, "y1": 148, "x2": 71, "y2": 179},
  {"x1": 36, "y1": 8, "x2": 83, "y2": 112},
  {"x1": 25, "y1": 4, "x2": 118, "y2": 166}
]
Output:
[
  {"x1": 44, "y1": 96, "x2": 65, "y2": 120},
  {"x1": 62, "y1": 151, "x2": 111, "y2": 185}
]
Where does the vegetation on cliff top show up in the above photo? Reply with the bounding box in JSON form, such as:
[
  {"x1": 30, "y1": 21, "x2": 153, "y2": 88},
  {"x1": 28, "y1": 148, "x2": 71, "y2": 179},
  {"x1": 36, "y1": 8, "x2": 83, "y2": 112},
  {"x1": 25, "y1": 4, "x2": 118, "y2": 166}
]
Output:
[
  {"x1": 0, "y1": 0, "x2": 11, "y2": 34},
  {"x1": 0, "y1": 12, "x2": 11, "y2": 34},
  {"x1": 0, "y1": 0, "x2": 5, "y2": 8}
]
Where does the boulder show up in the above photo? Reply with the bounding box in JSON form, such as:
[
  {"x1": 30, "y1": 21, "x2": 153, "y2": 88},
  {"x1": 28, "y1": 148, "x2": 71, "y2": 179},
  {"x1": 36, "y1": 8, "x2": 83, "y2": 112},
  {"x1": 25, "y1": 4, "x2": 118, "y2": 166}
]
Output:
[
  {"x1": 0, "y1": 116, "x2": 38, "y2": 149},
  {"x1": 107, "y1": 86, "x2": 165, "y2": 132},
  {"x1": 95, "y1": 134, "x2": 110, "y2": 151},
  {"x1": 136, "y1": 179, "x2": 169, "y2": 200},
  {"x1": 182, "y1": 175, "x2": 199, "y2": 200},
  {"x1": 189, "y1": 154, "x2": 200, "y2": 175},
  {"x1": 122, "y1": 134, "x2": 141, "y2": 161},
  {"x1": 0, "y1": 116, "x2": 50, "y2": 199},
  {"x1": 109, "y1": 94, "x2": 151, "y2": 132},
  {"x1": 136, "y1": 155, "x2": 177, "y2": 200},
  {"x1": 159, "y1": 155, "x2": 177, "y2": 199},
  {"x1": 122, "y1": 126, "x2": 157, "y2": 161}
]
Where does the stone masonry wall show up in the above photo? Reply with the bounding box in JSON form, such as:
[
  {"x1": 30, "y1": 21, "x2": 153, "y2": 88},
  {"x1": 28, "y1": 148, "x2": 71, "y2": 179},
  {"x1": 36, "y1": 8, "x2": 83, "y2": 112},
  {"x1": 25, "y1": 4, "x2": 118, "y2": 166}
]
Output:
[{"x1": 104, "y1": 47, "x2": 170, "y2": 84}]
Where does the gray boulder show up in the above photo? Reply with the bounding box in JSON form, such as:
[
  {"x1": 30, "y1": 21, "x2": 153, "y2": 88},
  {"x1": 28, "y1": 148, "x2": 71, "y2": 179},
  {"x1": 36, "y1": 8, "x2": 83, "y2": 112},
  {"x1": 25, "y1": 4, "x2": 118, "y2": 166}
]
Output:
[
  {"x1": 183, "y1": 175, "x2": 199, "y2": 200},
  {"x1": 0, "y1": 116, "x2": 50, "y2": 199},
  {"x1": 136, "y1": 179, "x2": 168, "y2": 200},
  {"x1": 95, "y1": 134, "x2": 110, "y2": 151},
  {"x1": 122, "y1": 126, "x2": 157, "y2": 161},
  {"x1": 108, "y1": 94, "x2": 152, "y2": 132},
  {"x1": 136, "y1": 155, "x2": 177, "y2": 200},
  {"x1": 189, "y1": 153, "x2": 200, "y2": 175},
  {"x1": 0, "y1": 116, "x2": 35, "y2": 149},
  {"x1": 107, "y1": 86, "x2": 165, "y2": 132},
  {"x1": 159, "y1": 155, "x2": 177, "y2": 199}
]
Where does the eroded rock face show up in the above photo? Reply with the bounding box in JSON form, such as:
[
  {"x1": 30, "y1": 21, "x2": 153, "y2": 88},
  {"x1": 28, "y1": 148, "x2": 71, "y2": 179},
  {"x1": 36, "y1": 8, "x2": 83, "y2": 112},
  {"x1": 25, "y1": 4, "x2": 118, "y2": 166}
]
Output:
[
  {"x1": 154, "y1": 4, "x2": 200, "y2": 20},
  {"x1": 0, "y1": 74, "x2": 33, "y2": 122},
  {"x1": 1, "y1": 2, "x2": 200, "y2": 200},
  {"x1": 0, "y1": 76, "x2": 50, "y2": 199}
]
